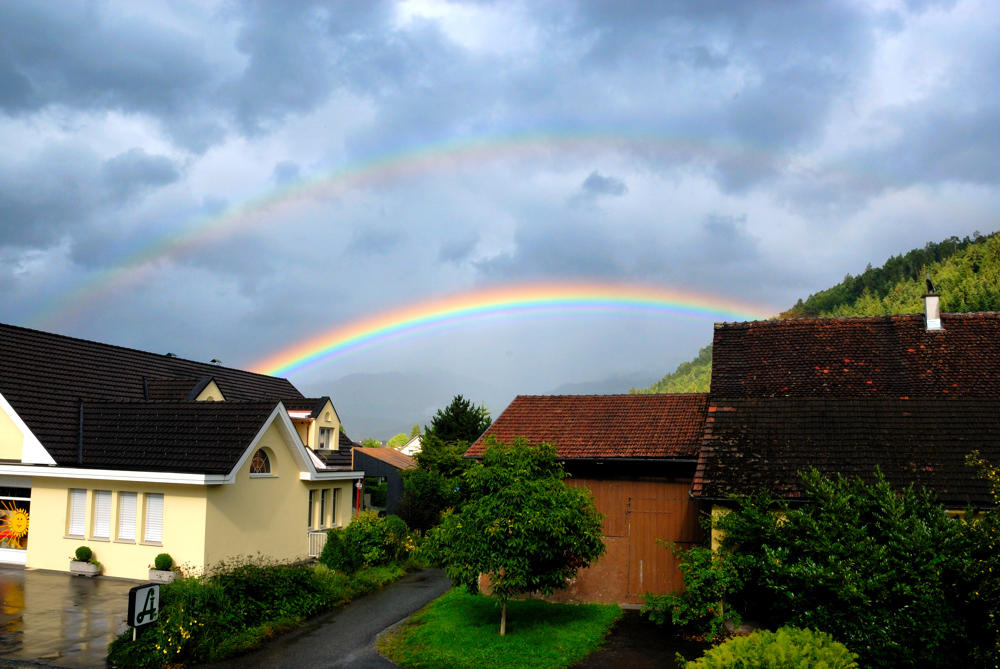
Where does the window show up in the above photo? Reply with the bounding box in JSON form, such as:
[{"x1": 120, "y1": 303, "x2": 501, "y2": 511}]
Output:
[
  {"x1": 118, "y1": 492, "x2": 137, "y2": 541},
  {"x1": 144, "y1": 493, "x2": 163, "y2": 544},
  {"x1": 92, "y1": 490, "x2": 111, "y2": 539},
  {"x1": 250, "y1": 449, "x2": 271, "y2": 475},
  {"x1": 331, "y1": 489, "x2": 339, "y2": 527},
  {"x1": 318, "y1": 428, "x2": 334, "y2": 449},
  {"x1": 320, "y1": 489, "x2": 329, "y2": 528},
  {"x1": 68, "y1": 489, "x2": 86, "y2": 537},
  {"x1": 307, "y1": 490, "x2": 316, "y2": 528}
]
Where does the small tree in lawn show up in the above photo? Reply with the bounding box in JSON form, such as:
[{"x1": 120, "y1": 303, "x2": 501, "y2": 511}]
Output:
[{"x1": 427, "y1": 436, "x2": 605, "y2": 636}]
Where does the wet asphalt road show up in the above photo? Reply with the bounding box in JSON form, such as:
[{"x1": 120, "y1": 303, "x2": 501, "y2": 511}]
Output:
[{"x1": 200, "y1": 569, "x2": 452, "y2": 669}]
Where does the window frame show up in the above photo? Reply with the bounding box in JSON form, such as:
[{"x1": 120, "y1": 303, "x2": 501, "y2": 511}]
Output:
[
  {"x1": 67, "y1": 488, "x2": 86, "y2": 538},
  {"x1": 143, "y1": 493, "x2": 164, "y2": 545},
  {"x1": 249, "y1": 448, "x2": 274, "y2": 477},
  {"x1": 117, "y1": 491, "x2": 137, "y2": 543},
  {"x1": 91, "y1": 490, "x2": 111, "y2": 540}
]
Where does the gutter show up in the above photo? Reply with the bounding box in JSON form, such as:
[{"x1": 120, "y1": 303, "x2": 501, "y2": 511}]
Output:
[{"x1": 0, "y1": 463, "x2": 228, "y2": 485}]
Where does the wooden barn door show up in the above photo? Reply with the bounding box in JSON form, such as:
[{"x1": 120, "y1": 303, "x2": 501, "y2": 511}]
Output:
[{"x1": 626, "y1": 488, "x2": 702, "y2": 601}]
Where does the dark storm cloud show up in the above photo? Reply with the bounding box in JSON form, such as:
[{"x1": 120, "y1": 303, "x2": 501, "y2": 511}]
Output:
[
  {"x1": 101, "y1": 149, "x2": 181, "y2": 203},
  {"x1": 581, "y1": 171, "x2": 628, "y2": 197},
  {"x1": 0, "y1": 147, "x2": 101, "y2": 247}
]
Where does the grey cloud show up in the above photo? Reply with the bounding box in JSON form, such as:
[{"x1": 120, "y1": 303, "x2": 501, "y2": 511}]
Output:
[
  {"x1": 581, "y1": 171, "x2": 628, "y2": 197},
  {"x1": 439, "y1": 234, "x2": 479, "y2": 263},
  {"x1": 700, "y1": 213, "x2": 759, "y2": 263},
  {"x1": 345, "y1": 227, "x2": 405, "y2": 256},
  {"x1": 272, "y1": 160, "x2": 302, "y2": 185},
  {"x1": 101, "y1": 149, "x2": 181, "y2": 203}
]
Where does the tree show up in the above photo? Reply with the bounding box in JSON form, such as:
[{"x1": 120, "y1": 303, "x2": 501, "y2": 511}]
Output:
[
  {"x1": 424, "y1": 394, "x2": 491, "y2": 444},
  {"x1": 359, "y1": 437, "x2": 381, "y2": 449},
  {"x1": 410, "y1": 424, "x2": 421, "y2": 438},
  {"x1": 386, "y1": 433, "x2": 408, "y2": 449},
  {"x1": 427, "y1": 437, "x2": 605, "y2": 635}
]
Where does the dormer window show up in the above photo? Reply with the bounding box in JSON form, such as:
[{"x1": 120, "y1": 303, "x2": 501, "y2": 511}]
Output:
[
  {"x1": 250, "y1": 449, "x2": 271, "y2": 476},
  {"x1": 318, "y1": 427, "x2": 334, "y2": 449}
]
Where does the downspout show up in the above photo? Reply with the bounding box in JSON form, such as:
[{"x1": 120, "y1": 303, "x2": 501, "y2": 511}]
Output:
[{"x1": 142, "y1": 377, "x2": 149, "y2": 400}]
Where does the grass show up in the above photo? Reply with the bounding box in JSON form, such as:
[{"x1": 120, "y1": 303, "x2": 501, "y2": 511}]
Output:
[{"x1": 378, "y1": 588, "x2": 622, "y2": 669}]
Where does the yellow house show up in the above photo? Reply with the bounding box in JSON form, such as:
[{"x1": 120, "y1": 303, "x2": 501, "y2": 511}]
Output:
[{"x1": 0, "y1": 322, "x2": 364, "y2": 579}]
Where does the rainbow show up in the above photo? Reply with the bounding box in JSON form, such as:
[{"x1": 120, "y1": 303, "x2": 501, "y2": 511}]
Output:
[
  {"x1": 251, "y1": 282, "x2": 774, "y2": 377},
  {"x1": 28, "y1": 130, "x2": 770, "y2": 330}
]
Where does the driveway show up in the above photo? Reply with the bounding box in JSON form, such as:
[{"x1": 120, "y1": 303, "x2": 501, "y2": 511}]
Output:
[
  {"x1": 201, "y1": 568, "x2": 452, "y2": 669},
  {"x1": 0, "y1": 565, "x2": 137, "y2": 669}
]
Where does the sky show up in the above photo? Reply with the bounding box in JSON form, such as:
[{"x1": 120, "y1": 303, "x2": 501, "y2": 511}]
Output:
[{"x1": 2, "y1": 0, "x2": 1000, "y2": 438}]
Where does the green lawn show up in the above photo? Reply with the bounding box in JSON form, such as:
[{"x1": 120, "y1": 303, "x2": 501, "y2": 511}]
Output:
[{"x1": 378, "y1": 588, "x2": 622, "y2": 669}]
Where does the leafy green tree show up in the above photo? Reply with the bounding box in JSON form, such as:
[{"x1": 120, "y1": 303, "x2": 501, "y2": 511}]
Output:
[
  {"x1": 359, "y1": 437, "x2": 381, "y2": 449},
  {"x1": 427, "y1": 437, "x2": 605, "y2": 636},
  {"x1": 409, "y1": 424, "x2": 421, "y2": 438},
  {"x1": 396, "y1": 467, "x2": 460, "y2": 533},
  {"x1": 424, "y1": 394, "x2": 491, "y2": 444},
  {"x1": 386, "y1": 433, "x2": 408, "y2": 449}
]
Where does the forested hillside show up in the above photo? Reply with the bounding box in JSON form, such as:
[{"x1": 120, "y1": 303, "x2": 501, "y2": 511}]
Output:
[{"x1": 633, "y1": 230, "x2": 1000, "y2": 394}]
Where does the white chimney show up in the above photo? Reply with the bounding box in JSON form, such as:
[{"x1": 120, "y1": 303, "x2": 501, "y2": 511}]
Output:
[{"x1": 924, "y1": 293, "x2": 943, "y2": 331}]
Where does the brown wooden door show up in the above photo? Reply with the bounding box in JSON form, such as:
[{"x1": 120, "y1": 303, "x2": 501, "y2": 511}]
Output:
[{"x1": 627, "y1": 492, "x2": 702, "y2": 600}]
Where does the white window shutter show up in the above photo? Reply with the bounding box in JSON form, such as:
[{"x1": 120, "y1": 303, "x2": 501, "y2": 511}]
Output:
[
  {"x1": 93, "y1": 490, "x2": 111, "y2": 539},
  {"x1": 68, "y1": 489, "x2": 86, "y2": 537},
  {"x1": 118, "y1": 492, "x2": 137, "y2": 541},
  {"x1": 144, "y1": 493, "x2": 163, "y2": 543}
]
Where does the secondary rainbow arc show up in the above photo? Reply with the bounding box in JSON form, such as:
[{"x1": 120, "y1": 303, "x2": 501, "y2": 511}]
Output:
[{"x1": 252, "y1": 282, "x2": 773, "y2": 377}]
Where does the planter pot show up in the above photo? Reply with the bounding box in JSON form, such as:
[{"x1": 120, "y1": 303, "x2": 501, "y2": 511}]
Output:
[
  {"x1": 148, "y1": 569, "x2": 176, "y2": 583},
  {"x1": 70, "y1": 560, "x2": 100, "y2": 577}
]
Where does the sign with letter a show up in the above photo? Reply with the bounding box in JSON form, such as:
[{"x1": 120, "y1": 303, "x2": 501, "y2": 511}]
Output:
[{"x1": 127, "y1": 584, "x2": 160, "y2": 627}]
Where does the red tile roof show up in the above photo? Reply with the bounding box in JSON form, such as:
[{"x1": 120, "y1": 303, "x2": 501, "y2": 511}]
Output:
[
  {"x1": 711, "y1": 313, "x2": 1000, "y2": 398},
  {"x1": 465, "y1": 394, "x2": 708, "y2": 459},
  {"x1": 352, "y1": 447, "x2": 417, "y2": 470}
]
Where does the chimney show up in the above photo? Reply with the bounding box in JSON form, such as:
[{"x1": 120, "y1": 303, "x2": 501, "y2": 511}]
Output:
[{"x1": 924, "y1": 275, "x2": 943, "y2": 331}]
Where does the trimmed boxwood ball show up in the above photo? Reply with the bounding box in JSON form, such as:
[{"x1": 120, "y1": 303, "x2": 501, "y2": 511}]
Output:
[
  {"x1": 153, "y1": 553, "x2": 173, "y2": 571},
  {"x1": 682, "y1": 627, "x2": 859, "y2": 669},
  {"x1": 74, "y1": 546, "x2": 93, "y2": 563}
]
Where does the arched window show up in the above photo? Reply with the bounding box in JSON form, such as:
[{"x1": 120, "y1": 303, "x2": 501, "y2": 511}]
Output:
[{"x1": 250, "y1": 449, "x2": 271, "y2": 475}]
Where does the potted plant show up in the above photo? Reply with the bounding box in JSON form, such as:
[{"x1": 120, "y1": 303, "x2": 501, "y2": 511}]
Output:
[
  {"x1": 70, "y1": 546, "x2": 101, "y2": 577},
  {"x1": 148, "y1": 552, "x2": 178, "y2": 582}
]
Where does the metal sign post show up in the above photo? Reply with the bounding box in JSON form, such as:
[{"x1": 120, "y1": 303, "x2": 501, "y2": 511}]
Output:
[{"x1": 127, "y1": 583, "x2": 160, "y2": 639}]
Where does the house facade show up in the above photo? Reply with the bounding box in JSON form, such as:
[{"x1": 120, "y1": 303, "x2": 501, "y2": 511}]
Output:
[
  {"x1": 466, "y1": 393, "x2": 708, "y2": 605},
  {"x1": 0, "y1": 323, "x2": 364, "y2": 579}
]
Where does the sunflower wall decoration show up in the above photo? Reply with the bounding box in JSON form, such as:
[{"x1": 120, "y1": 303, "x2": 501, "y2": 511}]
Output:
[{"x1": 0, "y1": 501, "x2": 29, "y2": 549}]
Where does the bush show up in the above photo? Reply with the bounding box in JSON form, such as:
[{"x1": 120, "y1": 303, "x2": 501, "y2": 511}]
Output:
[
  {"x1": 397, "y1": 467, "x2": 461, "y2": 533},
  {"x1": 658, "y1": 470, "x2": 989, "y2": 668},
  {"x1": 318, "y1": 511, "x2": 417, "y2": 573},
  {"x1": 681, "y1": 627, "x2": 859, "y2": 669},
  {"x1": 153, "y1": 553, "x2": 173, "y2": 571},
  {"x1": 74, "y1": 546, "x2": 92, "y2": 563},
  {"x1": 107, "y1": 556, "x2": 408, "y2": 668}
]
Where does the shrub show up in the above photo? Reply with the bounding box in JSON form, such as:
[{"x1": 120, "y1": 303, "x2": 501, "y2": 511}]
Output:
[
  {"x1": 397, "y1": 467, "x2": 460, "y2": 533},
  {"x1": 681, "y1": 627, "x2": 859, "y2": 669},
  {"x1": 74, "y1": 546, "x2": 93, "y2": 563},
  {"x1": 659, "y1": 470, "x2": 988, "y2": 668},
  {"x1": 318, "y1": 511, "x2": 417, "y2": 573},
  {"x1": 153, "y1": 553, "x2": 173, "y2": 571}
]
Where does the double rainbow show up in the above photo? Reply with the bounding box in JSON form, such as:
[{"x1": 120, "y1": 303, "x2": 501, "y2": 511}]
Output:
[{"x1": 252, "y1": 282, "x2": 773, "y2": 377}]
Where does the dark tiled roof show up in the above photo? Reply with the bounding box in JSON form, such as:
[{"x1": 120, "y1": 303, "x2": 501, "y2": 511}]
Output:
[
  {"x1": 711, "y1": 313, "x2": 1000, "y2": 398},
  {"x1": 284, "y1": 397, "x2": 339, "y2": 420},
  {"x1": 78, "y1": 401, "x2": 278, "y2": 474},
  {"x1": 0, "y1": 322, "x2": 302, "y2": 466},
  {"x1": 146, "y1": 377, "x2": 214, "y2": 401},
  {"x1": 691, "y1": 398, "x2": 1000, "y2": 507},
  {"x1": 353, "y1": 447, "x2": 416, "y2": 470},
  {"x1": 466, "y1": 394, "x2": 709, "y2": 459},
  {"x1": 313, "y1": 431, "x2": 358, "y2": 469}
]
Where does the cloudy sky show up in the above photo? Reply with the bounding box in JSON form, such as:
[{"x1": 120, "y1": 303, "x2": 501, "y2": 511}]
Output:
[{"x1": 3, "y1": 0, "x2": 1000, "y2": 437}]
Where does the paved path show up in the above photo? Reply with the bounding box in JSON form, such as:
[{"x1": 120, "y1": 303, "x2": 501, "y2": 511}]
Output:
[
  {"x1": 572, "y1": 609, "x2": 710, "y2": 669},
  {"x1": 202, "y1": 569, "x2": 451, "y2": 669}
]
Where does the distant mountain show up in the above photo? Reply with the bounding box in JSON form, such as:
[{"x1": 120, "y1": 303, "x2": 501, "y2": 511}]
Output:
[
  {"x1": 634, "y1": 229, "x2": 1000, "y2": 395},
  {"x1": 548, "y1": 372, "x2": 660, "y2": 395},
  {"x1": 325, "y1": 371, "x2": 502, "y2": 441}
]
